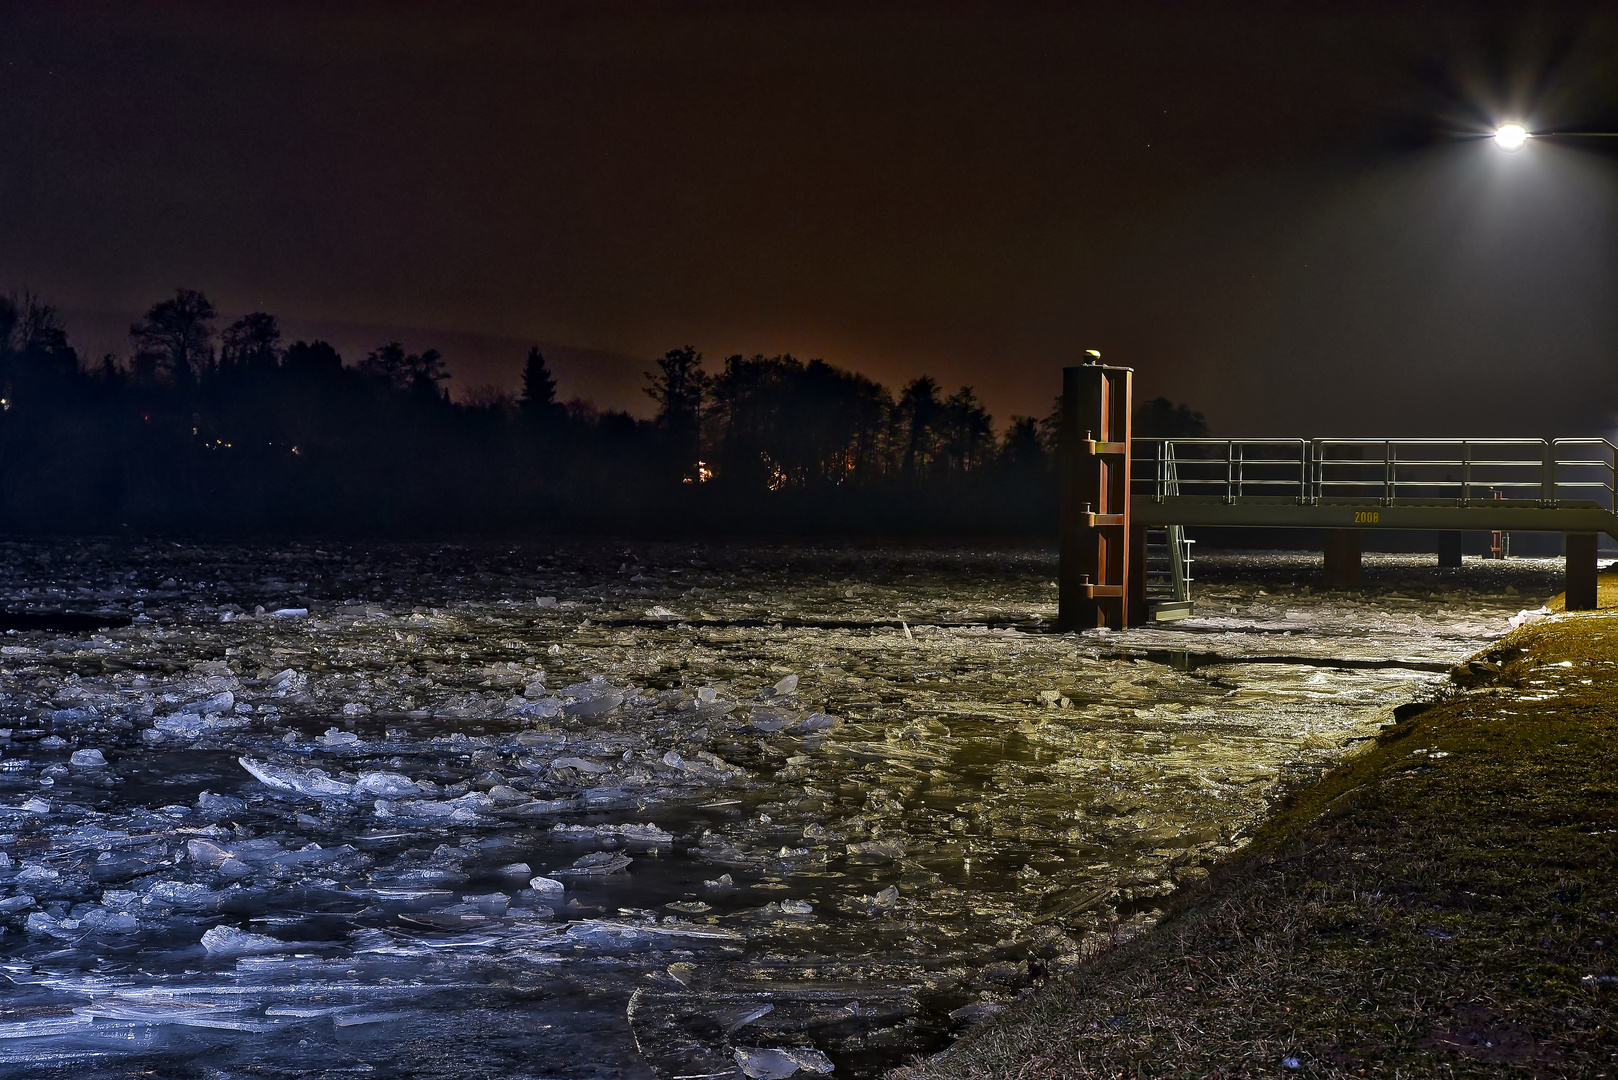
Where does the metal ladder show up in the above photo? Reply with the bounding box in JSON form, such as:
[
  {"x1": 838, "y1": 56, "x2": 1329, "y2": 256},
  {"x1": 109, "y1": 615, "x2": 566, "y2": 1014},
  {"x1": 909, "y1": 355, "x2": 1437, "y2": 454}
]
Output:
[{"x1": 1143, "y1": 443, "x2": 1194, "y2": 620}]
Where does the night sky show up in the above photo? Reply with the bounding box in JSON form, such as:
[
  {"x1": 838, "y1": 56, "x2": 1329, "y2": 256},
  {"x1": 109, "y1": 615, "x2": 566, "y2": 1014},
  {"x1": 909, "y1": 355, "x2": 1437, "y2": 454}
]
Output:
[{"x1": 3, "y1": 2, "x2": 1617, "y2": 434}]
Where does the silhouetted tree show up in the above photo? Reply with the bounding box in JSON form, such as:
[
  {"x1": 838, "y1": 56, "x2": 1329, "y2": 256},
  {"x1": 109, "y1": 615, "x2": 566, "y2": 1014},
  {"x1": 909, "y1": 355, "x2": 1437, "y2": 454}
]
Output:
[
  {"x1": 645, "y1": 346, "x2": 708, "y2": 479},
  {"x1": 894, "y1": 376, "x2": 943, "y2": 478},
  {"x1": 130, "y1": 289, "x2": 216, "y2": 386},
  {"x1": 0, "y1": 282, "x2": 1214, "y2": 536},
  {"x1": 1134, "y1": 396, "x2": 1209, "y2": 438},
  {"x1": 999, "y1": 415, "x2": 1046, "y2": 472},
  {"x1": 519, "y1": 346, "x2": 563, "y2": 424},
  {"x1": 360, "y1": 342, "x2": 449, "y2": 397},
  {"x1": 709, "y1": 354, "x2": 888, "y2": 489},
  {"x1": 220, "y1": 313, "x2": 282, "y2": 374},
  {"x1": 934, "y1": 386, "x2": 994, "y2": 475},
  {"x1": 283, "y1": 340, "x2": 343, "y2": 379}
]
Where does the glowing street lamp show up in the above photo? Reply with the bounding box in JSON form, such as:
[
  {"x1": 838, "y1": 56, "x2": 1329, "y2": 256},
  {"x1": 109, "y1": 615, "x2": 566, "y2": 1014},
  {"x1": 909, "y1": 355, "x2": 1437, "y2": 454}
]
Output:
[{"x1": 1493, "y1": 123, "x2": 1529, "y2": 151}]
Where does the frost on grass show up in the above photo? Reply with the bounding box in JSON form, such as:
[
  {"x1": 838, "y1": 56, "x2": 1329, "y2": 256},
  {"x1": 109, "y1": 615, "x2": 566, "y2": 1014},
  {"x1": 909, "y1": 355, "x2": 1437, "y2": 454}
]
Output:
[{"x1": 0, "y1": 541, "x2": 1559, "y2": 1077}]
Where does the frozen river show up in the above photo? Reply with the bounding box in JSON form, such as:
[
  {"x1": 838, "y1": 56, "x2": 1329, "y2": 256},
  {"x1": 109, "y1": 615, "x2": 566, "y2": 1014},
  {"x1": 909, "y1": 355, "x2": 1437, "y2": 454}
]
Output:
[{"x1": 0, "y1": 540, "x2": 1561, "y2": 1079}]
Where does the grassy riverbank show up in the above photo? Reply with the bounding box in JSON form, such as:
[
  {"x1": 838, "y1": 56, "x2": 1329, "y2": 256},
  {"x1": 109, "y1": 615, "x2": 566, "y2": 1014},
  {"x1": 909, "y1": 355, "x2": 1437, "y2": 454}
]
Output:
[{"x1": 897, "y1": 576, "x2": 1618, "y2": 1078}]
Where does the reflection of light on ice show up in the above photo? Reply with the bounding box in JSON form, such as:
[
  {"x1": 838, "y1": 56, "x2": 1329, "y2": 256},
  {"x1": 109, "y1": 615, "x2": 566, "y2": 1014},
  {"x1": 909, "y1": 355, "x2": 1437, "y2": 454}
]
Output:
[{"x1": 0, "y1": 545, "x2": 1563, "y2": 1077}]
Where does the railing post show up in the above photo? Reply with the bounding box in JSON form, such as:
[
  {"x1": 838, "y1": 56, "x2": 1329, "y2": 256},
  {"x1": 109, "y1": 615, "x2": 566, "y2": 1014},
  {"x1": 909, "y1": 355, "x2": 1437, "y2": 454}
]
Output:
[
  {"x1": 1461, "y1": 441, "x2": 1470, "y2": 506},
  {"x1": 1605, "y1": 443, "x2": 1618, "y2": 518},
  {"x1": 1542, "y1": 441, "x2": 1556, "y2": 506},
  {"x1": 1384, "y1": 441, "x2": 1394, "y2": 504}
]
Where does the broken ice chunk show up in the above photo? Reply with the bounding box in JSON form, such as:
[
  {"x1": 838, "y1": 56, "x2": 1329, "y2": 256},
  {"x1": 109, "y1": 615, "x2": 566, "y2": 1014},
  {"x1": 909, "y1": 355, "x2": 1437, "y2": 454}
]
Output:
[
  {"x1": 191, "y1": 690, "x2": 236, "y2": 714},
  {"x1": 145, "y1": 880, "x2": 222, "y2": 910},
  {"x1": 238, "y1": 757, "x2": 355, "y2": 798},
  {"x1": 271, "y1": 608, "x2": 309, "y2": 618},
  {"x1": 747, "y1": 709, "x2": 794, "y2": 733},
  {"x1": 528, "y1": 875, "x2": 565, "y2": 899},
  {"x1": 196, "y1": 790, "x2": 247, "y2": 815},
  {"x1": 841, "y1": 886, "x2": 900, "y2": 916},
  {"x1": 949, "y1": 1001, "x2": 1006, "y2": 1024},
  {"x1": 765, "y1": 674, "x2": 799, "y2": 699},
  {"x1": 551, "y1": 822, "x2": 674, "y2": 845},
  {"x1": 26, "y1": 911, "x2": 82, "y2": 937},
  {"x1": 155, "y1": 712, "x2": 245, "y2": 739},
  {"x1": 715, "y1": 1003, "x2": 775, "y2": 1033},
  {"x1": 551, "y1": 851, "x2": 632, "y2": 876},
  {"x1": 733, "y1": 1046, "x2": 834, "y2": 1078},
  {"x1": 379, "y1": 792, "x2": 494, "y2": 824},
  {"x1": 316, "y1": 727, "x2": 361, "y2": 747},
  {"x1": 69, "y1": 748, "x2": 107, "y2": 767},
  {"x1": 559, "y1": 919, "x2": 742, "y2": 949},
  {"x1": 497, "y1": 797, "x2": 583, "y2": 819},
  {"x1": 846, "y1": 840, "x2": 905, "y2": 862},
  {"x1": 551, "y1": 756, "x2": 611, "y2": 775},
  {"x1": 267, "y1": 668, "x2": 307, "y2": 692},
  {"x1": 665, "y1": 900, "x2": 711, "y2": 915},
  {"x1": 201, "y1": 925, "x2": 294, "y2": 956},
  {"x1": 354, "y1": 771, "x2": 421, "y2": 797},
  {"x1": 561, "y1": 689, "x2": 624, "y2": 717},
  {"x1": 187, "y1": 838, "x2": 235, "y2": 868}
]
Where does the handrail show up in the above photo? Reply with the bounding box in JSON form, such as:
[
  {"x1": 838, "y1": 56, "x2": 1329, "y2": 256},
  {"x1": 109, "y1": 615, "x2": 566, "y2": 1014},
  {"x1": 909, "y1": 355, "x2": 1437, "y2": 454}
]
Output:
[{"x1": 1131, "y1": 437, "x2": 1618, "y2": 513}]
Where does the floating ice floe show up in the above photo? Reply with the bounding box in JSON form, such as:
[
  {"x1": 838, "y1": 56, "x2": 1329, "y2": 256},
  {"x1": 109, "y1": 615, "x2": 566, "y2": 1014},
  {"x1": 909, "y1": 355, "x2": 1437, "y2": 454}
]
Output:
[
  {"x1": 551, "y1": 851, "x2": 633, "y2": 876},
  {"x1": 201, "y1": 926, "x2": 297, "y2": 957},
  {"x1": 1508, "y1": 606, "x2": 1552, "y2": 629},
  {"x1": 734, "y1": 1046, "x2": 835, "y2": 1078},
  {"x1": 238, "y1": 756, "x2": 354, "y2": 797}
]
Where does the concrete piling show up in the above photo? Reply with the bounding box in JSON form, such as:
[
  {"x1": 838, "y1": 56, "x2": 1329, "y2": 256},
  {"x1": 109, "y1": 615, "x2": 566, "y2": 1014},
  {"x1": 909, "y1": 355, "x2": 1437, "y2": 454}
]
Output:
[
  {"x1": 1565, "y1": 533, "x2": 1598, "y2": 611},
  {"x1": 1323, "y1": 529, "x2": 1362, "y2": 588}
]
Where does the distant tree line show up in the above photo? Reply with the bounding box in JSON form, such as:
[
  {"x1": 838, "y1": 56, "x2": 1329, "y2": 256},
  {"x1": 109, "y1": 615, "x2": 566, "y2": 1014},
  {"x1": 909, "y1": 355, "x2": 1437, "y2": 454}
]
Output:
[{"x1": 0, "y1": 289, "x2": 1205, "y2": 535}]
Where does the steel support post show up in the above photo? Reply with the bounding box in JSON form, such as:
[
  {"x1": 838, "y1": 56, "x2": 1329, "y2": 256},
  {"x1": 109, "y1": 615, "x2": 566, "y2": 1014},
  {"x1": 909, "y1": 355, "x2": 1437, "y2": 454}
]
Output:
[
  {"x1": 1322, "y1": 529, "x2": 1362, "y2": 588},
  {"x1": 1059, "y1": 361, "x2": 1133, "y2": 630},
  {"x1": 1437, "y1": 531, "x2": 1463, "y2": 568},
  {"x1": 1565, "y1": 533, "x2": 1598, "y2": 611}
]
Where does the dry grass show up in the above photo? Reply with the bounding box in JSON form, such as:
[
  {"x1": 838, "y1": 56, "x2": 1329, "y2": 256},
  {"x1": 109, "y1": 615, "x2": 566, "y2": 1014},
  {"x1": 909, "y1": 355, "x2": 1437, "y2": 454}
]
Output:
[{"x1": 896, "y1": 574, "x2": 1618, "y2": 1079}]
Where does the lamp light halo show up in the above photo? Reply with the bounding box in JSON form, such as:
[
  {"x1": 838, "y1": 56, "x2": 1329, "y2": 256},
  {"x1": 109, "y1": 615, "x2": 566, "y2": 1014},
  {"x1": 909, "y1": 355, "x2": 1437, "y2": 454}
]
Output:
[{"x1": 1493, "y1": 123, "x2": 1529, "y2": 151}]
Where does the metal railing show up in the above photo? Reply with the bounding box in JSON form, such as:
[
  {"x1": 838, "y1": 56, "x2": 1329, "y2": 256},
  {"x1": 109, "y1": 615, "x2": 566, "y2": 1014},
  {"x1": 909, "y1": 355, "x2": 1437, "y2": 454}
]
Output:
[{"x1": 1133, "y1": 437, "x2": 1618, "y2": 512}]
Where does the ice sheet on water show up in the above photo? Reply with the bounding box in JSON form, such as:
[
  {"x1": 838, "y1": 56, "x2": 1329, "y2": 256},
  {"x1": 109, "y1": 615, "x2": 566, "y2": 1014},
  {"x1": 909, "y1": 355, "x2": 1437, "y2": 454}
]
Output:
[{"x1": 0, "y1": 544, "x2": 1557, "y2": 1077}]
